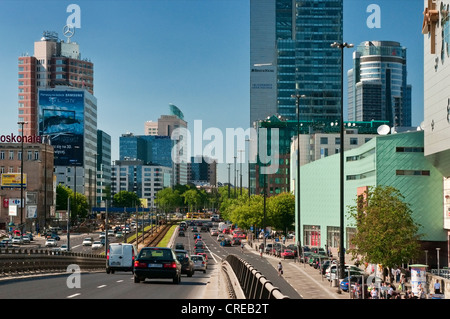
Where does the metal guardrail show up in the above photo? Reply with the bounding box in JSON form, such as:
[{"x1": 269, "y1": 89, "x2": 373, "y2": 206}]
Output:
[
  {"x1": 0, "y1": 248, "x2": 106, "y2": 277},
  {"x1": 225, "y1": 254, "x2": 289, "y2": 299}
]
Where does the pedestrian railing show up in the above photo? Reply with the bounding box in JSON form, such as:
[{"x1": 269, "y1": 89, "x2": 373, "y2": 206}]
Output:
[
  {"x1": 225, "y1": 254, "x2": 289, "y2": 299},
  {"x1": 430, "y1": 268, "x2": 450, "y2": 280},
  {"x1": 0, "y1": 248, "x2": 106, "y2": 277}
]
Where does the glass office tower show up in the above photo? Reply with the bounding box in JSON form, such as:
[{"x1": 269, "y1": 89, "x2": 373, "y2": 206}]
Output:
[
  {"x1": 250, "y1": 0, "x2": 343, "y2": 126},
  {"x1": 348, "y1": 41, "x2": 412, "y2": 127}
]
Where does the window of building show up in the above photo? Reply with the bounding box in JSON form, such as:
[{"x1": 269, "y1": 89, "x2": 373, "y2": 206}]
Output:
[
  {"x1": 396, "y1": 147, "x2": 424, "y2": 153},
  {"x1": 350, "y1": 137, "x2": 358, "y2": 145},
  {"x1": 320, "y1": 137, "x2": 328, "y2": 145},
  {"x1": 396, "y1": 170, "x2": 430, "y2": 176},
  {"x1": 9, "y1": 151, "x2": 14, "y2": 160}
]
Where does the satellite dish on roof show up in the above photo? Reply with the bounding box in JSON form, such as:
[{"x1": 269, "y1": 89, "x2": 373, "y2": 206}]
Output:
[{"x1": 377, "y1": 124, "x2": 390, "y2": 135}]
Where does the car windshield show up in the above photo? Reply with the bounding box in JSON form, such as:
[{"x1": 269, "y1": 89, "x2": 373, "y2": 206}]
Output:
[{"x1": 139, "y1": 248, "x2": 173, "y2": 261}]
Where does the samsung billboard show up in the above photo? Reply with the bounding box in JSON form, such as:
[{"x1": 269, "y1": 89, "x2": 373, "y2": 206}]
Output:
[{"x1": 38, "y1": 90, "x2": 84, "y2": 166}]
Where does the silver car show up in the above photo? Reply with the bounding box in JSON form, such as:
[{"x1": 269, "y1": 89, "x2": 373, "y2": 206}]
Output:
[{"x1": 190, "y1": 255, "x2": 206, "y2": 273}]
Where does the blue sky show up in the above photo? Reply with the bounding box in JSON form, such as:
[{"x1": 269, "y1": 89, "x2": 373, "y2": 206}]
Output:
[{"x1": 0, "y1": 0, "x2": 425, "y2": 184}]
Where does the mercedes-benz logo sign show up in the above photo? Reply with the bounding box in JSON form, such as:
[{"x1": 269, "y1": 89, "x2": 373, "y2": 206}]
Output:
[{"x1": 63, "y1": 24, "x2": 75, "y2": 38}]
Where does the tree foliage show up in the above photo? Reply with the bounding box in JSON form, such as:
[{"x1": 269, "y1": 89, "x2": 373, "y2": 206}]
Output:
[
  {"x1": 56, "y1": 184, "x2": 89, "y2": 220},
  {"x1": 347, "y1": 185, "x2": 423, "y2": 269},
  {"x1": 112, "y1": 190, "x2": 141, "y2": 208}
]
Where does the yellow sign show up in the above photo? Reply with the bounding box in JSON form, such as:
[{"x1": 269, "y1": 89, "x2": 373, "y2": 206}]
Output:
[{"x1": 1, "y1": 173, "x2": 27, "y2": 187}]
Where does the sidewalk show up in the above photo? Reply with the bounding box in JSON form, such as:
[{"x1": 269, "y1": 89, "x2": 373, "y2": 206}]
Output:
[{"x1": 245, "y1": 241, "x2": 352, "y2": 299}]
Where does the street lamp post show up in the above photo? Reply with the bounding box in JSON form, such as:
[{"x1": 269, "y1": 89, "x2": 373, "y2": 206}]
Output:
[
  {"x1": 18, "y1": 121, "x2": 28, "y2": 240},
  {"x1": 238, "y1": 150, "x2": 244, "y2": 196},
  {"x1": 291, "y1": 94, "x2": 305, "y2": 261},
  {"x1": 331, "y1": 41, "x2": 354, "y2": 280}
]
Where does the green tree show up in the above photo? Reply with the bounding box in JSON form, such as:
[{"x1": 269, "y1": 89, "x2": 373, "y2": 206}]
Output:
[
  {"x1": 347, "y1": 185, "x2": 422, "y2": 271},
  {"x1": 267, "y1": 192, "x2": 295, "y2": 235},
  {"x1": 155, "y1": 187, "x2": 183, "y2": 212},
  {"x1": 112, "y1": 190, "x2": 141, "y2": 208},
  {"x1": 182, "y1": 189, "x2": 202, "y2": 212},
  {"x1": 56, "y1": 184, "x2": 89, "y2": 220}
]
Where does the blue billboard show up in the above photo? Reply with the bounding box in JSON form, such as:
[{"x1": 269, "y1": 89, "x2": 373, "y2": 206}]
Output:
[{"x1": 38, "y1": 90, "x2": 84, "y2": 166}]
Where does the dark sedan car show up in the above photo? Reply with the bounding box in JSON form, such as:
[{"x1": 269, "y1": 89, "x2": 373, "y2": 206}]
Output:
[
  {"x1": 174, "y1": 249, "x2": 194, "y2": 277},
  {"x1": 133, "y1": 247, "x2": 182, "y2": 284}
]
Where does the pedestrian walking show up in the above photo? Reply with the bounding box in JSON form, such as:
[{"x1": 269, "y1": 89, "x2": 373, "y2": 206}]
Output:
[{"x1": 277, "y1": 261, "x2": 283, "y2": 276}]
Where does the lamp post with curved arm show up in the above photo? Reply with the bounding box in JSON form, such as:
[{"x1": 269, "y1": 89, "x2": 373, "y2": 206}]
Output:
[
  {"x1": 291, "y1": 93, "x2": 305, "y2": 261},
  {"x1": 330, "y1": 41, "x2": 353, "y2": 280}
]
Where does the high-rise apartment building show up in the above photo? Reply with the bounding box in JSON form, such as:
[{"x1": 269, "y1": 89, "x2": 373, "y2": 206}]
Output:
[
  {"x1": 18, "y1": 31, "x2": 94, "y2": 137},
  {"x1": 250, "y1": 0, "x2": 343, "y2": 126},
  {"x1": 348, "y1": 41, "x2": 412, "y2": 127}
]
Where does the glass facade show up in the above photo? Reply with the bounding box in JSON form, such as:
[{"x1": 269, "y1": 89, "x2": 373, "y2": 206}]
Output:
[
  {"x1": 348, "y1": 41, "x2": 412, "y2": 127},
  {"x1": 250, "y1": 0, "x2": 343, "y2": 125},
  {"x1": 276, "y1": 0, "x2": 343, "y2": 121}
]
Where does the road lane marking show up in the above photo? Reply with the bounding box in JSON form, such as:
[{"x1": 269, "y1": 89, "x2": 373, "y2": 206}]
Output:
[
  {"x1": 116, "y1": 280, "x2": 124, "y2": 283},
  {"x1": 97, "y1": 285, "x2": 107, "y2": 288},
  {"x1": 67, "y1": 293, "x2": 81, "y2": 298}
]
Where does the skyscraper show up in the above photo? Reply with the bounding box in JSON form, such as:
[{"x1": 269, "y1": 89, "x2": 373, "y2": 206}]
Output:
[
  {"x1": 18, "y1": 31, "x2": 94, "y2": 137},
  {"x1": 250, "y1": 0, "x2": 343, "y2": 126},
  {"x1": 348, "y1": 41, "x2": 412, "y2": 127}
]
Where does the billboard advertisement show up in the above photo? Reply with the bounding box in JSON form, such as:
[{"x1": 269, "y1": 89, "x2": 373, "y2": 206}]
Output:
[
  {"x1": 1, "y1": 173, "x2": 27, "y2": 188},
  {"x1": 38, "y1": 90, "x2": 84, "y2": 166}
]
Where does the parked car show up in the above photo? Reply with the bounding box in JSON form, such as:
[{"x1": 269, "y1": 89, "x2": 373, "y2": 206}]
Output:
[
  {"x1": 174, "y1": 250, "x2": 195, "y2": 277},
  {"x1": 178, "y1": 230, "x2": 185, "y2": 237},
  {"x1": 210, "y1": 228, "x2": 219, "y2": 236},
  {"x1": 60, "y1": 244, "x2": 69, "y2": 251},
  {"x1": 115, "y1": 231, "x2": 123, "y2": 238},
  {"x1": 191, "y1": 255, "x2": 207, "y2": 273},
  {"x1": 133, "y1": 247, "x2": 181, "y2": 284},
  {"x1": 107, "y1": 243, "x2": 137, "y2": 274},
  {"x1": 286, "y1": 244, "x2": 298, "y2": 256},
  {"x1": 0, "y1": 238, "x2": 12, "y2": 247},
  {"x1": 340, "y1": 275, "x2": 366, "y2": 292},
  {"x1": 265, "y1": 243, "x2": 273, "y2": 254},
  {"x1": 45, "y1": 238, "x2": 57, "y2": 247},
  {"x1": 281, "y1": 249, "x2": 295, "y2": 259},
  {"x1": 217, "y1": 234, "x2": 225, "y2": 242}
]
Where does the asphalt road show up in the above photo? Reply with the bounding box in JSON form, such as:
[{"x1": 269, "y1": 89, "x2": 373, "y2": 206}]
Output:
[{"x1": 1, "y1": 221, "x2": 301, "y2": 299}]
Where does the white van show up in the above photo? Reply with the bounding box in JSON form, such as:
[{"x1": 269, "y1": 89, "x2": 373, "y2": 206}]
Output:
[{"x1": 106, "y1": 243, "x2": 137, "y2": 274}]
